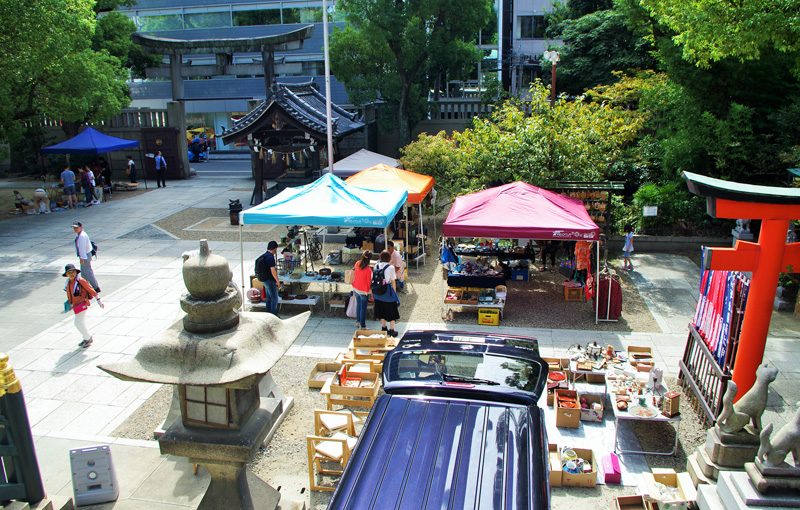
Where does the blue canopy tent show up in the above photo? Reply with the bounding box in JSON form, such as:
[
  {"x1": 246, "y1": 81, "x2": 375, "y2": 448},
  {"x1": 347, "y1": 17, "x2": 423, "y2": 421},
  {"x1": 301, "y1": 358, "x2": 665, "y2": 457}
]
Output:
[
  {"x1": 42, "y1": 126, "x2": 141, "y2": 190},
  {"x1": 238, "y1": 173, "x2": 408, "y2": 300},
  {"x1": 41, "y1": 127, "x2": 138, "y2": 154}
]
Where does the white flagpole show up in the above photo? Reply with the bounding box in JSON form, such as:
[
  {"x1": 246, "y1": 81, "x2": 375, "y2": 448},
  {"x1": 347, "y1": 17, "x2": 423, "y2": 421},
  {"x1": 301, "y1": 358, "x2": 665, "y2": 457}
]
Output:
[{"x1": 322, "y1": 0, "x2": 335, "y2": 174}]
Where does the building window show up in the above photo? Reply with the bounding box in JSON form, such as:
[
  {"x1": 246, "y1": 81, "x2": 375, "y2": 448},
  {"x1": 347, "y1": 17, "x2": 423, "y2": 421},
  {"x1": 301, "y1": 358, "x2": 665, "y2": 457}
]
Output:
[
  {"x1": 138, "y1": 14, "x2": 184, "y2": 32},
  {"x1": 184, "y1": 12, "x2": 232, "y2": 29},
  {"x1": 519, "y1": 15, "x2": 546, "y2": 39},
  {"x1": 233, "y1": 8, "x2": 282, "y2": 26},
  {"x1": 283, "y1": 7, "x2": 323, "y2": 23}
]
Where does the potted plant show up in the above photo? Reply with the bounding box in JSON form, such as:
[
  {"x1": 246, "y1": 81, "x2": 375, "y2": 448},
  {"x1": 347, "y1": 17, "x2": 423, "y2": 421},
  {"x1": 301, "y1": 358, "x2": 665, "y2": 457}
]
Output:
[{"x1": 777, "y1": 273, "x2": 799, "y2": 301}]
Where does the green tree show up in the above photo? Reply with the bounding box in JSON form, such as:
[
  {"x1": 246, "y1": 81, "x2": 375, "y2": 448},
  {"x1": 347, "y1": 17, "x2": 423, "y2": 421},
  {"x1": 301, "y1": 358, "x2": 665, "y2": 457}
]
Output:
[
  {"x1": 639, "y1": 0, "x2": 800, "y2": 70},
  {"x1": 552, "y1": 9, "x2": 656, "y2": 95},
  {"x1": 401, "y1": 82, "x2": 642, "y2": 194},
  {"x1": 330, "y1": 0, "x2": 492, "y2": 144}
]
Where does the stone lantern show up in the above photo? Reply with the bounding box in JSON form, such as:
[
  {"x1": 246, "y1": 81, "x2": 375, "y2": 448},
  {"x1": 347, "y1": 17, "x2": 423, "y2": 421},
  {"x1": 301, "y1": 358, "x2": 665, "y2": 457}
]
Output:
[{"x1": 101, "y1": 240, "x2": 308, "y2": 510}]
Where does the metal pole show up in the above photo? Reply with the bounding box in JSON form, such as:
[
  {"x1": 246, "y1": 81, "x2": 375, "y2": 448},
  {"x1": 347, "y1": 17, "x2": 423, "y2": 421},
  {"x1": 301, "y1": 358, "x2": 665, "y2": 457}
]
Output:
[
  {"x1": 322, "y1": 0, "x2": 335, "y2": 174},
  {"x1": 240, "y1": 224, "x2": 245, "y2": 311},
  {"x1": 595, "y1": 240, "x2": 599, "y2": 324},
  {"x1": 550, "y1": 61, "x2": 557, "y2": 107},
  {"x1": 419, "y1": 202, "x2": 425, "y2": 257}
]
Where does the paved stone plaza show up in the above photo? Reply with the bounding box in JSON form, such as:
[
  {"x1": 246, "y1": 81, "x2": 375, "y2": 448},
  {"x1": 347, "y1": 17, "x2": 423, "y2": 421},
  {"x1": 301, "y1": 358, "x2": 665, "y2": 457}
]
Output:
[{"x1": 0, "y1": 169, "x2": 798, "y2": 508}]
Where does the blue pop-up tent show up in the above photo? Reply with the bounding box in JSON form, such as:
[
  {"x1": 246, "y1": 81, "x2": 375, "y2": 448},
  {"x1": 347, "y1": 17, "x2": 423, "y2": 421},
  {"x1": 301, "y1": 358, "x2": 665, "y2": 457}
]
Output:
[
  {"x1": 41, "y1": 127, "x2": 139, "y2": 154},
  {"x1": 241, "y1": 173, "x2": 407, "y2": 227},
  {"x1": 238, "y1": 173, "x2": 407, "y2": 297}
]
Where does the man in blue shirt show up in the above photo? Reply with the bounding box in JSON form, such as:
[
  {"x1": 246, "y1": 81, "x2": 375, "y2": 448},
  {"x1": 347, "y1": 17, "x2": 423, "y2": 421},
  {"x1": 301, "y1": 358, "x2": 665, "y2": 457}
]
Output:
[
  {"x1": 154, "y1": 151, "x2": 167, "y2": 188},
  {"x1": 260, "y1": 240, "x2": 282, "y2": 315},
  {"x1": 60, "y1": 164, "x2": 77, "y2": 208}
]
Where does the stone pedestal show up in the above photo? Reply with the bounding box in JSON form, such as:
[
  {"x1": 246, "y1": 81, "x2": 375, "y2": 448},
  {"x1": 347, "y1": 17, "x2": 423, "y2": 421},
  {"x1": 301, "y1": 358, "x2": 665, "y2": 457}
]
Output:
[
  {"x1": 698, "y1": 470, "x2": 800, "y2": 510},
  {"x1": 688, "y1": 427, "x2": 760, "y2": 483},
  {"x1": 745, "y1": 458, "x2": 800, "y2": 494},
  {"x1": 731, "y1": 228, "x2": 754, "y2": 247}
]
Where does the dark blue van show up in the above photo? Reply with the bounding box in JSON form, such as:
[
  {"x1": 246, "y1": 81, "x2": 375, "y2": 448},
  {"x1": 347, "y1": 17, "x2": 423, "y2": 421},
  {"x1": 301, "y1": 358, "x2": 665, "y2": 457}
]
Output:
[{"x1": 328, "y1": 330, "x2": 550, "y2": 510}]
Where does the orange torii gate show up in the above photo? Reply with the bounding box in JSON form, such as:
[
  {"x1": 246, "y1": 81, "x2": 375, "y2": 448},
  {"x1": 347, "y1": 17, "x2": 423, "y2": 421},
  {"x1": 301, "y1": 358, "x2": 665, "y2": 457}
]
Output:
[{"x1": 684, "y1": 172, "x2": 800, "y2": 399}]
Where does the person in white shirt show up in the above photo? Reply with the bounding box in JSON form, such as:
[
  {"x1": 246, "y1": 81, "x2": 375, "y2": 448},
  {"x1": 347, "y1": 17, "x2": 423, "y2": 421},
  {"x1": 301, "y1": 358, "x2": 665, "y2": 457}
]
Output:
[
  {"x1": 387, "y1": 241, "x2": 405, "y2": 292},
  {"x1": 72, "y1": 221, "x2": 101, "y2": 292}
]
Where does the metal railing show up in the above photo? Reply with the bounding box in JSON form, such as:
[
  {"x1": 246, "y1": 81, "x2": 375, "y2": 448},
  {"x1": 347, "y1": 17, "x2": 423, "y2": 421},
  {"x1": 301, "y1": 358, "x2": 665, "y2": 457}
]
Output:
[{"x1": 678, "y1": 325, "x2": 732, "y2": 425}]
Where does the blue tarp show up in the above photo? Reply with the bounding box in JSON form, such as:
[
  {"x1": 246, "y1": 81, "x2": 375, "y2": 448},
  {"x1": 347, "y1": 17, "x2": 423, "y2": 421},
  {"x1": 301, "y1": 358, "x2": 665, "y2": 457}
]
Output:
[
  {"x1": 41, "y1": 127, "x2": 139, "y2": 154},
  {"x1": 241, "y1": 173, "x2": 407, "y2": 228}
]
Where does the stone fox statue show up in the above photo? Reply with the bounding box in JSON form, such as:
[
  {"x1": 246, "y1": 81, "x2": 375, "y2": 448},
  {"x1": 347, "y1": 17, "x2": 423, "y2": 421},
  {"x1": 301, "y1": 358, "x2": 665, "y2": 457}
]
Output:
[
  {"x1": 718, "y1": 364, "x2": 779, "y2": 434},
  {"x1": 758, "y1": 405, "x2": 800, "y2": 468}
]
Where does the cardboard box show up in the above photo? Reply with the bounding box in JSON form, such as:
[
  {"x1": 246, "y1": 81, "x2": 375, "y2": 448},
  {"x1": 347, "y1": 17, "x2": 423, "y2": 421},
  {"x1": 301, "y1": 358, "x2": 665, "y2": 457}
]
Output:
[
  {"x1": 561, "y1": 447, "x2": 597, "y2": 487},
  {"x1": 614, "y1": 495, "x2": 647, "y2": 510},
  {"x1": 548, "y1": 444, "x2": 562, "y2": 487},
  {"x1": 361, "y1": 241, "x2": 374, "y2": 252},
  {"x1": 251, "y1": 275, "x2": 264, "y2": 290},
  {"x1": 308, "y1": 362, "x2": 342, "y2": 389},
  {"x1": 554, "y1": 389, "x2": 580, "y2": 428},
  {"x1": 352, "y1": 329, "x2": 390, "y2": 347},
  {"x1": 627, "y1": 345, "x2": 653, "y2": 366},
  {"x1": 579, "y1": 393, "x2": 605, "y2": 422},
  {"x1": 642, "y1": 469, "x2": 696, "y2": 510}
]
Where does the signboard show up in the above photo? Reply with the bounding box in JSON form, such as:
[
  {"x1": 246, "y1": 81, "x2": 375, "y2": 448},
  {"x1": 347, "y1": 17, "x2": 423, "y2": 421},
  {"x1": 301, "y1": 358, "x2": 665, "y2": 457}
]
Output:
[{"x1": 643, "y1": 206, "x2": 658, "y2": 217}]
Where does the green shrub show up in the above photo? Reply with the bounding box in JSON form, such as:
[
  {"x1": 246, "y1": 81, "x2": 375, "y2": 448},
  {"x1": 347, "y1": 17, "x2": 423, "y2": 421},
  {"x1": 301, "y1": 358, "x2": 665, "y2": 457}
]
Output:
[{"x1": 632, "y1": 181, "x2": 707, "y2": 235}]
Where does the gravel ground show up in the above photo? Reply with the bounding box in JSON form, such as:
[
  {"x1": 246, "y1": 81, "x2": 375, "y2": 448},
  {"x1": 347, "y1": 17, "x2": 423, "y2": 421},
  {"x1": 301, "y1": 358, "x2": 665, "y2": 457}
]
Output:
[
  {"x1": 153, "y1": 207, "x2": 281, "y2": 242},
  {"x1": 110, "y1": 207, "x2": 701, "y2": 507}
]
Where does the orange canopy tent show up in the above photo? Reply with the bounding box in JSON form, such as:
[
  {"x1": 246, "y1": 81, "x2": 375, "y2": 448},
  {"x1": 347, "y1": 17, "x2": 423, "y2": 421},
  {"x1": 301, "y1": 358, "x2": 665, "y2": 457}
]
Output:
[
  {"x1": 345, "y1": 164, "x2": 434, "y2": 204},
  {"x1": 347, "y1": 164, "x2": 436, "y2": 267}
]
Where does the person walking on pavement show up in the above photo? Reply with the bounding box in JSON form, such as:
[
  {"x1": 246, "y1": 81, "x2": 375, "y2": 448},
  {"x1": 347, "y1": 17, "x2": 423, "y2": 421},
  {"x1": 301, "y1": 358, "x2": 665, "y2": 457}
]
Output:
[
  {"x1": 154, "y1": 150, "x2": 167, "y2": 188},
  {"x1": 72, "y1": 221, "x2": 101, "y2": 292},
  {"x1": 258, "y1": 240, "x2": 281, "y2": 315},
  {"x1": 60, "y1": 164, "x2": 77, "y2": 209},
  {"x1": 63, "y1": 264, "x2": 103, "y2": 348},
  {"x1": 623, "y1": 224, "x2": 635, "y2": 271},
  {"x1": 351, "y1": 250, "x2": 373, "y2": 328}
]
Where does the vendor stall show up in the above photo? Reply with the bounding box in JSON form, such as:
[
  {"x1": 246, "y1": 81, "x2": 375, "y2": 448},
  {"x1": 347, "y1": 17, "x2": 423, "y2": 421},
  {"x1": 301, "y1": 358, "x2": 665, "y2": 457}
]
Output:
[
  {"x1": 346, "y1": 164, "x2": 435, "y2": 269},
  {"x1": 442, "y1": 181, "x2": 609, "y2": 324},
  {"x1": 238, "y1": 173, "x2": 407, "y2": 310}
]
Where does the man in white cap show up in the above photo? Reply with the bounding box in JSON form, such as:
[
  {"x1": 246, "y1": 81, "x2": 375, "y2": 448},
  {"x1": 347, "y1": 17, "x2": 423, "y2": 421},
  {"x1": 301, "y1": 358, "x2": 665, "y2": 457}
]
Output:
[{"x1": 72, "y1": 221, "x2": 101, "y2": 293}]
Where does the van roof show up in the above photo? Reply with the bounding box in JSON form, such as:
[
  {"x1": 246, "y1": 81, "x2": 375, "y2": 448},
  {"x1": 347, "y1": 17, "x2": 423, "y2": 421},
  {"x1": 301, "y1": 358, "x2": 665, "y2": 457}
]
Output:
[{"x1": 329, "y1": 394, "x2": 548, "y2": 510}]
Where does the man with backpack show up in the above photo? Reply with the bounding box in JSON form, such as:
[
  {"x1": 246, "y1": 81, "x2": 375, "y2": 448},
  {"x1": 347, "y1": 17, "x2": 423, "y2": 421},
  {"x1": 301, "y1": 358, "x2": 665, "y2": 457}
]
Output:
[
  {"x1": 372, "y1": 250, "x2": 400, "y2": 337},
  {"x1": 256, "y1": 240, "x2": 281, "y2": 315},
  {"x1": 72, "y1": 221, "x2": 101, "y2": 293}
]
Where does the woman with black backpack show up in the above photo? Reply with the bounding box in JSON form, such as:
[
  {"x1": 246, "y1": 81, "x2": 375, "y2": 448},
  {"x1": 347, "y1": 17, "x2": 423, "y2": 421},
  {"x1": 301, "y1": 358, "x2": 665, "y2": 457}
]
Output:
[{"x1": 372, "y1": 250, "x2": 400, "y2": 337}]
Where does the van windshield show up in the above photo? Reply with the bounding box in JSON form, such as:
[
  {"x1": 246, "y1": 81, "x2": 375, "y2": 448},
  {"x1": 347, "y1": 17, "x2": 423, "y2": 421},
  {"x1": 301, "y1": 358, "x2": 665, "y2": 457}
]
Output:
[{"x1": 391, "y1": 350, "x2": 543, "y2": 392}]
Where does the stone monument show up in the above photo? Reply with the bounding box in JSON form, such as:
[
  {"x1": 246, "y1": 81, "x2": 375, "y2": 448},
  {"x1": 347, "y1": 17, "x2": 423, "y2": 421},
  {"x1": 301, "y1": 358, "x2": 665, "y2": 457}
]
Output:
[
  {"x1": 698, "y1": 405, "x2": 800, "y2": 509},
  {"x1": 731, "y1": 219, "x2": 754, "y2": 246},
  {"x1": 100, "y1": 240, "x2": 308, "y2": 510},
  {"x1": 688, "y1": 364, "x2": 778, "y2": 485}
]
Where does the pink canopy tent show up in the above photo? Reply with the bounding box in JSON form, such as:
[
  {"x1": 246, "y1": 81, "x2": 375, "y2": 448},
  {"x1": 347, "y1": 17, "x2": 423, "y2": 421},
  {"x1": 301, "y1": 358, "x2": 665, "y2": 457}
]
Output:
[
  {"x1": 442, "y1": 181, "x2": 599, "y2": 240},
  {"x1": 443, "y1": 181, "x2": 606, "y2": 324}
]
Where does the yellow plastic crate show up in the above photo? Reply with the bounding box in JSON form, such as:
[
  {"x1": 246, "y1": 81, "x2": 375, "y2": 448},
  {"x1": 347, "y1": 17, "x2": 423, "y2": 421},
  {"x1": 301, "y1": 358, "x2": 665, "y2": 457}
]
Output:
[{"x1": 478, "y1": 308, "x2": 500, "y2": 326}]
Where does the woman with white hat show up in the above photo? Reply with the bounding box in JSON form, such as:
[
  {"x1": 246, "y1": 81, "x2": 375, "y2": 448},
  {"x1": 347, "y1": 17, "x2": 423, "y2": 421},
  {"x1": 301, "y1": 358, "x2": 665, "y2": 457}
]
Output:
[{"x1": 63, "y1": 264, "x2": 104, "y2": 348}]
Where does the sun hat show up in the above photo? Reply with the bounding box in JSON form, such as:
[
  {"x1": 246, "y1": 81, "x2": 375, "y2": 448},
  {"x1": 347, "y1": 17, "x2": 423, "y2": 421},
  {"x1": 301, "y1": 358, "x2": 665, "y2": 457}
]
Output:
[
  {"x1": 62, "y1": 263, "x2": 81, "y2": 277},
  {"x1": 71, "y1": 220, "x2": 82, "y2": 228}
]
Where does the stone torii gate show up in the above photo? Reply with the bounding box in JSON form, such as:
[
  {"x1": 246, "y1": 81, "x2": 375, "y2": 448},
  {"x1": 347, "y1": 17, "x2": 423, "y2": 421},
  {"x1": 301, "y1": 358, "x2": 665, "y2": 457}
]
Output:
[{"x1": 684, "y1": 171, "x2": 800, "y2": 398}]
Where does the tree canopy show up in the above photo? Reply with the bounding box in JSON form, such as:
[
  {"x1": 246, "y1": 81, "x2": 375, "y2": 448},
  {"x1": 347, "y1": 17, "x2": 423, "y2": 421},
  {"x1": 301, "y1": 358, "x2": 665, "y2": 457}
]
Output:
[
  {"x1": 401, "y1": 82, "x2": 643, "y2": 196},
  {"x1": 330, "y1": 0, "x2": 492, "y2": 145},
  {"x1": 0, "y1": 0, "x2": 130, "y2": 136},
  {"x1": 640, "y1": 0, "x2": 800, "y2": 70}
]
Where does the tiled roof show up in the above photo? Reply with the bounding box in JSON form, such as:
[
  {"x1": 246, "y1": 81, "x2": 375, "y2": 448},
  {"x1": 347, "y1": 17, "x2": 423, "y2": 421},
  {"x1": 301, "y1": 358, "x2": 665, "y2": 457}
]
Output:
[{"x1": 220, "y1": 82, "x2": 364, "y2": 143}]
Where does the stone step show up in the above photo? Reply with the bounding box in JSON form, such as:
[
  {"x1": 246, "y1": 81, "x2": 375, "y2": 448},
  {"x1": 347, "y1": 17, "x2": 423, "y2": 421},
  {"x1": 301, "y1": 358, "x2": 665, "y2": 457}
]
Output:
[
  {"x1": 697, "y1": 484, "x2": 726, "y2": 510},
  {"x1": 717, "y1": 471, "x2": 800, "y2": 510},
  {"x1": 28, "y1": 496, "x2": 73, "y2": 510},
  {"x1": 689, "y1": 451, "x2": 714, "y2": 487},
  {"x1": 1, "y1": 502, "x2": 30, "y2": 510}
]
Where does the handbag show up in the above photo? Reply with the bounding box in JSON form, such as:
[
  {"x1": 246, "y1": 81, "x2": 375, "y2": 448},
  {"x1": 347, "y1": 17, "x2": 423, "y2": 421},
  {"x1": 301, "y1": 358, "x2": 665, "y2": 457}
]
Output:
[
  {"x1": 73, "y1": 301, "x2": 89, "y2": 314},
  {"x1": 346, "y1": 292, "x2": 358, "y2": 318}
]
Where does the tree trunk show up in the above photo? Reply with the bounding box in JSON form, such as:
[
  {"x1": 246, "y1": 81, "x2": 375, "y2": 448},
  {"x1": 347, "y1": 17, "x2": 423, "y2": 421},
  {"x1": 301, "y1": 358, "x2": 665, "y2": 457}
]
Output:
[{"x1": 398, "y1": 81, "x2": 412, "y2": 146}]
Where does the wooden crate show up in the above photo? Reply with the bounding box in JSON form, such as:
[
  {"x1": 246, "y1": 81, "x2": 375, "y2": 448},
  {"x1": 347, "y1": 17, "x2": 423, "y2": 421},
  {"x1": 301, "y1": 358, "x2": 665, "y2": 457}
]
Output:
[
  {"x1": 348, "y1": 342, "x2": 394, "y2": 362},
  {"x1": 563, "y1": 285, "x2": 584, "y2": 302},
  {"x1": 308, "y1": 362, "x2": 343, "y2": 389},
  {"x1": 321, "y1": 370, "x2": 380, "y2": 410}
]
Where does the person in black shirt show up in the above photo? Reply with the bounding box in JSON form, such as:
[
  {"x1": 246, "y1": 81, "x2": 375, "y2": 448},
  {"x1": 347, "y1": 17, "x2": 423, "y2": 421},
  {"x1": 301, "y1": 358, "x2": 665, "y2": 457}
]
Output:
[{"x1": 260, "y1": 240, "x2": 282, "y2": 315}]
